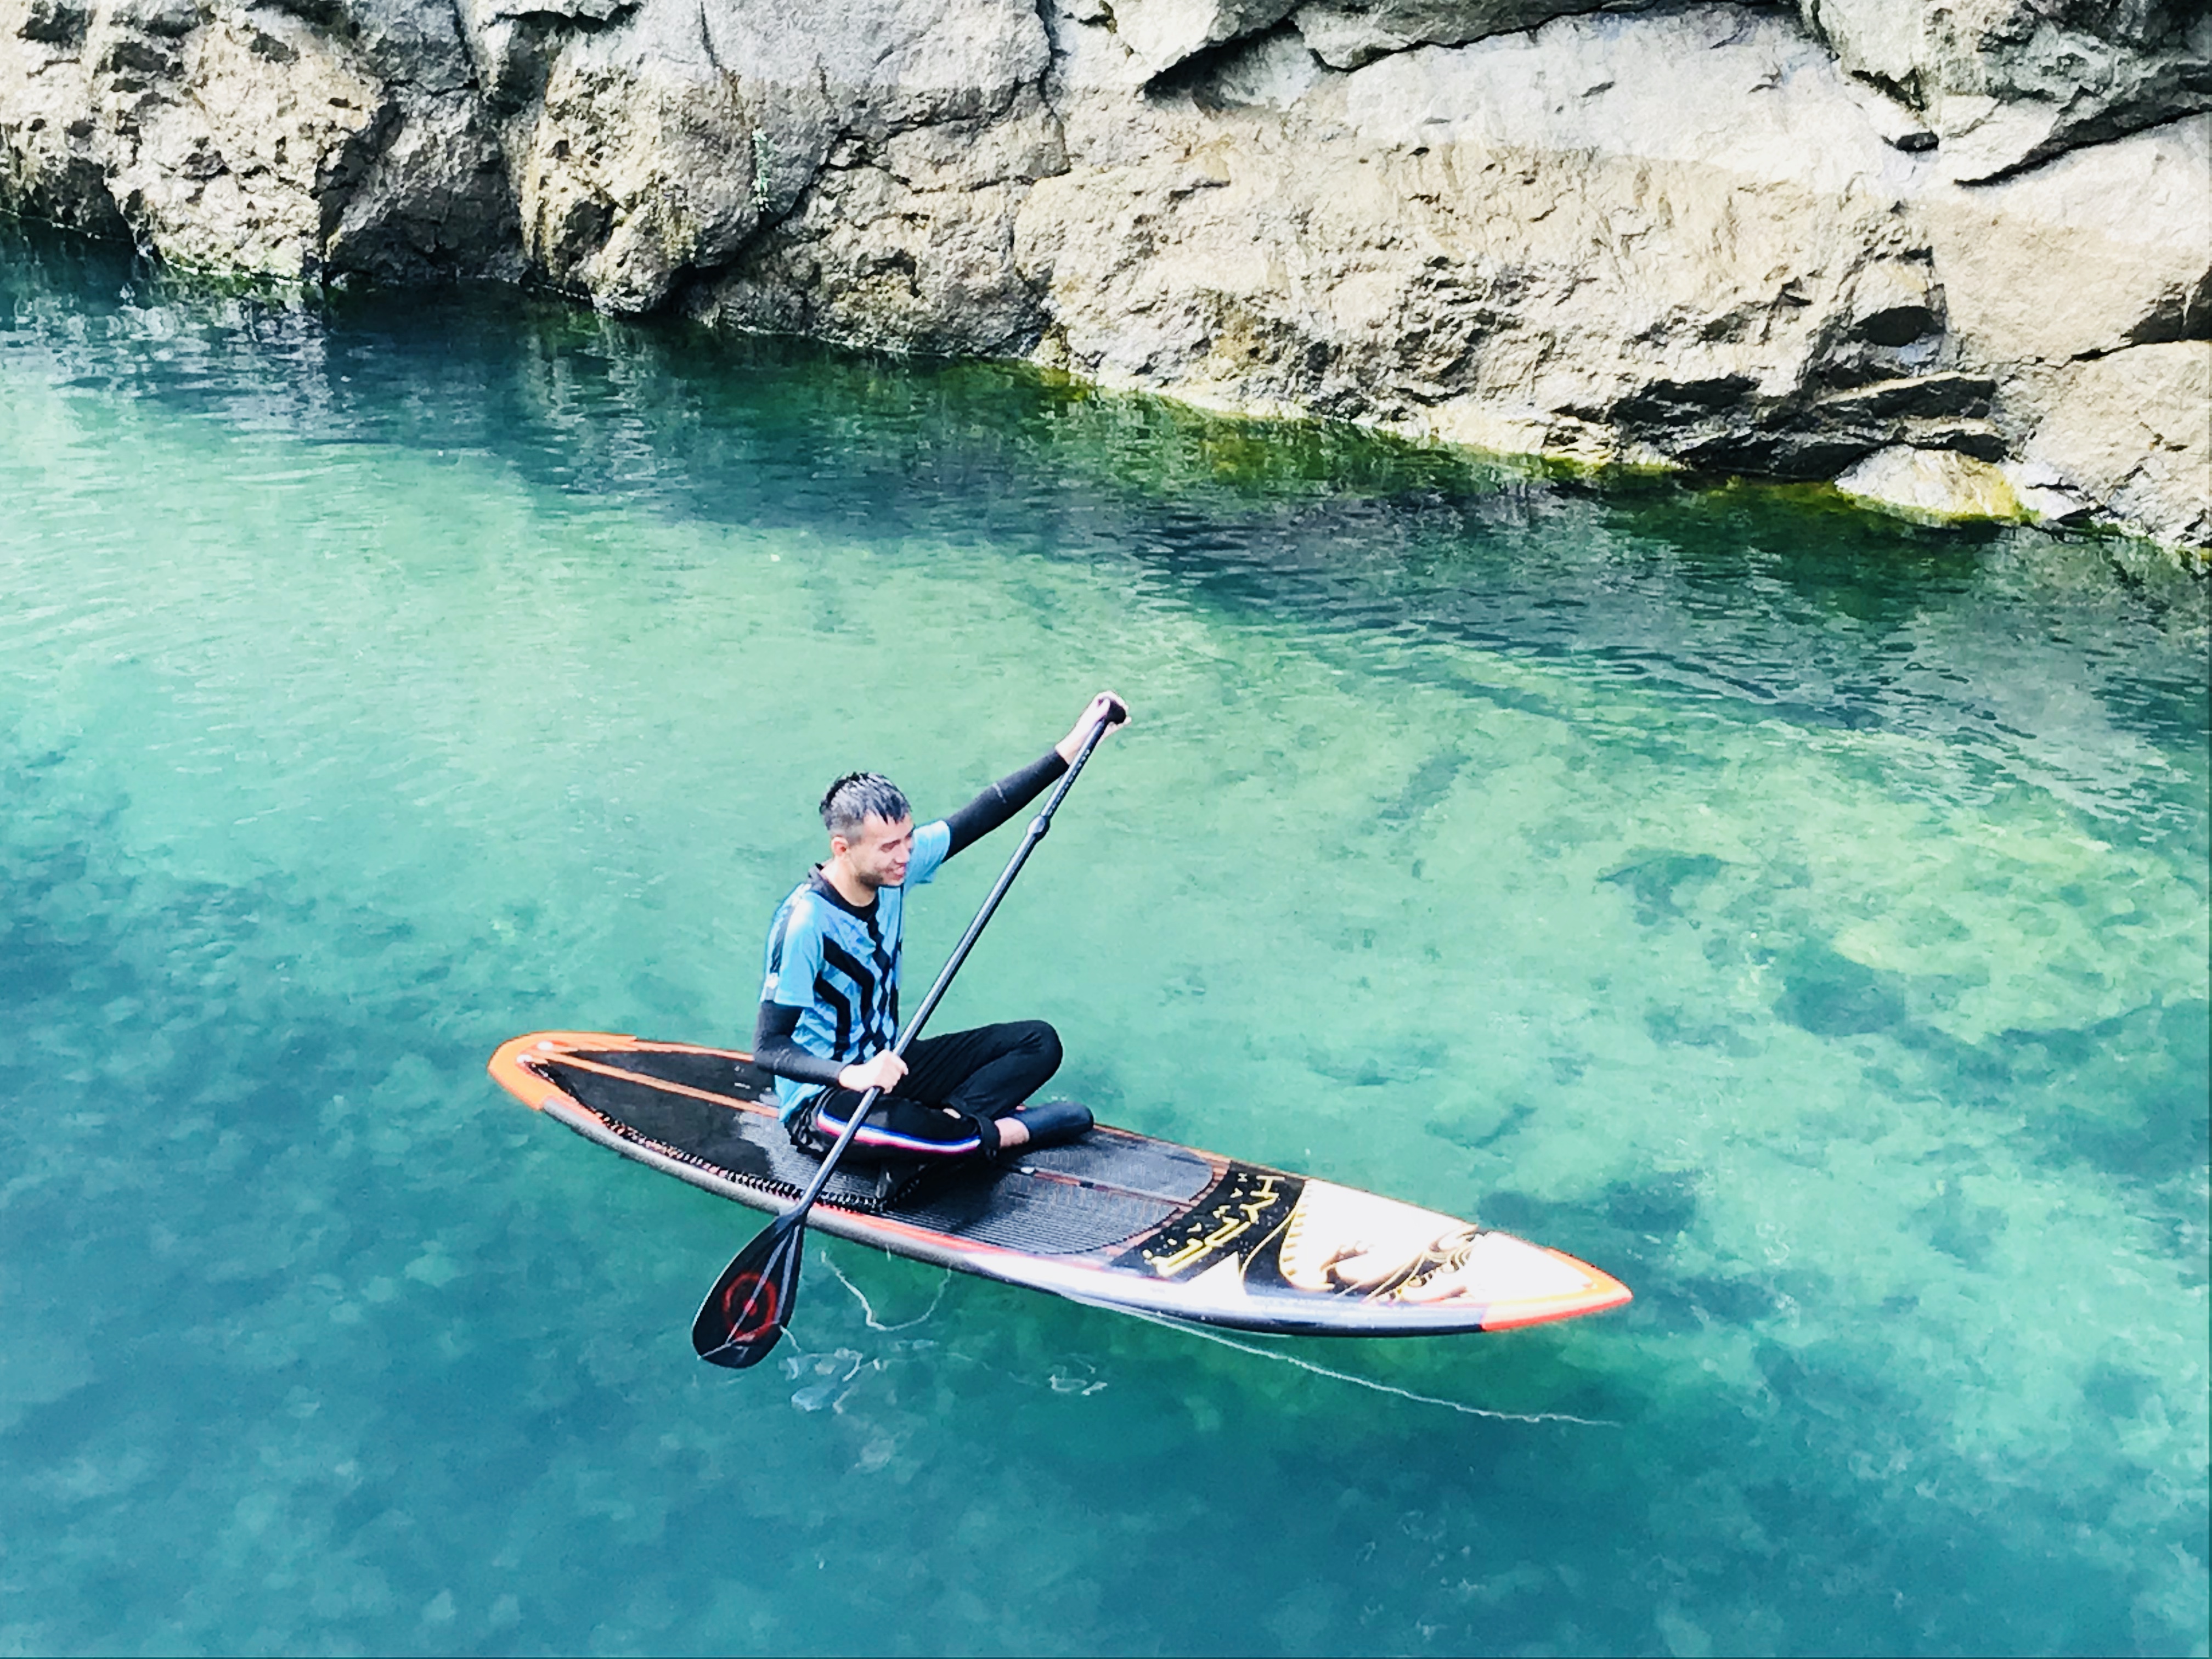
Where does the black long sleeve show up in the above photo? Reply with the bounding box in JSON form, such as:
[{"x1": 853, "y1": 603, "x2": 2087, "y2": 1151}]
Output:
[
  {"x1": 941, "y1": 748, "x2": 1067, "y2": 857},
  {"x1": 753, "y1": 1000, "x2": 847, "y2": 1087}
]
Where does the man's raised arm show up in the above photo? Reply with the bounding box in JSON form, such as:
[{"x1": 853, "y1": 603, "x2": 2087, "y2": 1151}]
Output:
[{"x1": 939, "y1": 692, "x2": 1126, "y2": 859}]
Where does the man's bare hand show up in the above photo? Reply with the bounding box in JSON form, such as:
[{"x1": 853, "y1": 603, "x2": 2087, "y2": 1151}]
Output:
[
  {"x1": 1056, "y1": 691, "x2": 1129, "y2": 764},
  {"x1": 837, "y1": 1052, "x2": 908, "y2": 1093}
]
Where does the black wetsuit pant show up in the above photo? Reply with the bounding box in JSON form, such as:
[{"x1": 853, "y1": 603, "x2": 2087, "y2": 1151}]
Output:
[{"x1": 798, "y1": 1019, "x2": 1062, "y2": 1163}]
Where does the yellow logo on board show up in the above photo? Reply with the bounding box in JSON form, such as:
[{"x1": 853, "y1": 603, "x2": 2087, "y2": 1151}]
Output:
[{"x1": 1143, "y1": 1172, "x2": 1286, "y2": 1277}]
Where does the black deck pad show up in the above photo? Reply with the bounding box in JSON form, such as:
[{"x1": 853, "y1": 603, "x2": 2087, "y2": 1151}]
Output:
[
  {"x1": 543, "y1": 1059, "x2": 899, "y2": 1212},
  {"x1": 1016, "y1": 1132, "x2": 1216, "y2": 1204},
  {"x1": 886, "y1": 1164, "x2": 1187, "y2": 1256},
  {"x1": 541, "y1": 1057, "x2": 1216, "y2": 1254},
  {"x1": 573, "y1": 1046, "x2": 776, "y2": 1104}
]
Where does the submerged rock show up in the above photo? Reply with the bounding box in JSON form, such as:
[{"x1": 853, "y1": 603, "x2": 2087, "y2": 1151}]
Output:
[{"x1": 0, "y1": 0, "x2": 2204, "y2": 554}]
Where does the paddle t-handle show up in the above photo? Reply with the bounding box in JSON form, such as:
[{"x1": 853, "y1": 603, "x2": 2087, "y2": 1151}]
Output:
[{"x1": 692, "y1": 699, "x2": 1125, "y2": 1369}]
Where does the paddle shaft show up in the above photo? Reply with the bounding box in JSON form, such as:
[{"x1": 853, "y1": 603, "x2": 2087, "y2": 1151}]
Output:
[{"x1": 783, "y1": 706, "x2": 1122, "y2": 1216}]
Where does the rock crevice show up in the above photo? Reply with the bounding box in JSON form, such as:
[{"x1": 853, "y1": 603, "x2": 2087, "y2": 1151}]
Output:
[{"x1": 2, "y1": 0, "x2": 2205, "y2": 550}]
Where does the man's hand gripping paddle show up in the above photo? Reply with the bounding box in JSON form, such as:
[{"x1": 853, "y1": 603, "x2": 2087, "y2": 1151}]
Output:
[{"x1": 692, "y1": 696, "x2": 1128, "y2": 1370}]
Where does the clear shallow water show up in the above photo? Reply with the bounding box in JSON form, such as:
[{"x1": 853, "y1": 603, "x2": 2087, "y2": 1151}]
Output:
[{"x1": 1, "y1": 217, "x2": 2206, "y2": 1656}]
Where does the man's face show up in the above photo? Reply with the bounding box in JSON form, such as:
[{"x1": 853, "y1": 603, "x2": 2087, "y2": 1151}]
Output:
[{"x1": 833, "y1": 813, "x2": 915, "y2": 890}]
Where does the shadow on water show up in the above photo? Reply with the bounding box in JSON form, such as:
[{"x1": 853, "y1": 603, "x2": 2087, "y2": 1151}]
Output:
[{"x1": 5, "y1": 221, "x2": 2205, "y2": 770}]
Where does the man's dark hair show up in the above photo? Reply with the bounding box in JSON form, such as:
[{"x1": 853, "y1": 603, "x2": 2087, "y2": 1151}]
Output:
[{"x1": 820, "y1": 772, "x2": 911, "y2": 839}]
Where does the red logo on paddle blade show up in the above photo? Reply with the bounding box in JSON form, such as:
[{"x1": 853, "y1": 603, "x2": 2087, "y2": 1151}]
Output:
[{"x1": 720, "y1": 1272, "x2": 781, "y2": 1345}]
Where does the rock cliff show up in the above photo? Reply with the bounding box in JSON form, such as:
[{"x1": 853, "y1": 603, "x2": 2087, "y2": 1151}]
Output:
[{"x1": 2, "y1": 0, "x2": 2206, "y2": 551}]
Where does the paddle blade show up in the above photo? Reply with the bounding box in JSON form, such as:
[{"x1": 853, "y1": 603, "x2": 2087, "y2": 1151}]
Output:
[{"x1": 692, "y1": 1214, "x2": 807, "y2": 1369}]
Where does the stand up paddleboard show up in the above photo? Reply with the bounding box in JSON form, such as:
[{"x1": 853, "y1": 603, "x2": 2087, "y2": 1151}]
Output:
[{"x1": 490, "y1": 1032, "x2": 1630, "y2": 1337}]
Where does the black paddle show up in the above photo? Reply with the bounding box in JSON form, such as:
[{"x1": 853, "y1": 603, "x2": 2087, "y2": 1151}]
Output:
[{"x1": 692, "y1": 697, "x2": 1127, "y2": 1369}]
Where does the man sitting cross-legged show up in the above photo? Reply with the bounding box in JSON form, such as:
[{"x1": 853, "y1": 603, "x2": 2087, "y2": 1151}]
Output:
[{"x1": 752, "y1": 692, "x2": 1126, "y2": 1170}]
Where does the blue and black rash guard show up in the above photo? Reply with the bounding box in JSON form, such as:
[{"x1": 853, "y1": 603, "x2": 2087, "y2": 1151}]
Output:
[{"x1": 753, "y1": 749, "x2": 1067, "y2": 1121}]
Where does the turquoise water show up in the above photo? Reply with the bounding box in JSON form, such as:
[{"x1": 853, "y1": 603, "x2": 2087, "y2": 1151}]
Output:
[{"x1": 1, "y1": 216, "x2": 2206, "y2": 1656}]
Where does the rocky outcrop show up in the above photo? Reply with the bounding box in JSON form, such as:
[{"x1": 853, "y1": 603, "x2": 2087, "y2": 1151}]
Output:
[
  {"x1": 2, "y1": 0, "x2": 2206, "y2": 553},
  {"x1": 1795, "y1": 0, "x2": 2211, "y2": 182},
  {"x1": 0, "y1": 0, "x2": 517, "y2": 279},
  {"x1": 1015, "y1": 7, "x2": 2210, "y2": 548}
]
